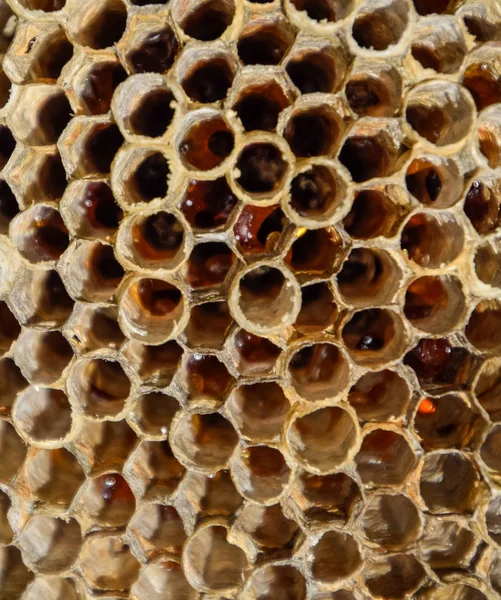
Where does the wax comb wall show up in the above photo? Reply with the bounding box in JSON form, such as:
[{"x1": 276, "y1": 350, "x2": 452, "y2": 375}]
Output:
[{"x1": 0, "y1": 0, "x2": 501, "y2": 598}]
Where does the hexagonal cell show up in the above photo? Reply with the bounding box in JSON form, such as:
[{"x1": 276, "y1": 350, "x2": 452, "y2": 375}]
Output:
[
  {"x1": 128, "y1": 503, "x2": 186, "y2": 559},
  {"x1": 363, "y1": 554, "x2": 425, "y2": 600},
  {"x1": 227, "y1": 382, "x2": 290, "y2": 443},
  {"x1": 235, "y1": 140, "x2": 289, "y2": 200},
  {"x1": 129, "y1": 392, "x2": 179, "y2": 440},
  {"x1": 420, "y1": 518, "x2": 476, "y2": 571},
  {"x1": 309, "y1": 530, "x2": 361, "y2": 582},
  {"x1": 474, "y1": 357, "x2": 501, "y2": 420},
  {"x1": 346, "y1": 60, "x2": 402, "y2": 117},
  {"x1": 0, "y1": 420, "x2": 26, "y2": 483},
  {"x1": 126, "y1": 440, "x2": 185, "y2": 501},
  {"x1": 361, "y1": 493, "x2": 421, "y2": 550},
  {"x1": 342, "y1": 308, "x2": 407, "y2": 367},
  {"x1": 64, "y1": 304, "x2": 125, "y2": 355},
  {"x1": 285, "y1": 227, "x2": 344, "y2": 279},
  {"x1": 180, "y1": 469, "x2": 242, "y2": 521},
  {"x1": 8, "y1": 269, "x2": 73, "y2": 328},
  {"x1": 478, "y1": 106, "x2": 501, "y2": 168},
  {"x1": 0, "y1": 301, "x2": 20, "y2": 355},
  {"x1": 463, "y1": 45, "x2": 501, "y2": 110},
  {"x1": 11, "y1": 204, "x2": 69, "y2": 264},
  {"x1": 481, "y1": 425, "x2": 501, "y2": 479},
  {"x1": 183, "y1": 524, "x2": 247, "y2": 593},
  {"x1": 181, "y1": 51, "x2": 235, "y2": 104},
  {"x1": 355, "y1": 428, "x2": 417, "y2": 486},
  {"x1": 8, "y1": 85, "x2": 72, "y2": 146},
  {"x1": 466, "y1": 299, "x2": 501, "y2": 352},
  {"x1": 0, "y1": 179, "x2": 19, "y2": 234},
  {"x1": 348, "y1": 369, "x2": 410, "y2": 422},
  {"x1": 463, "y1": 177, "x2": 501, "y2": 235},
  {"x1": 118, "y1": 277, "x2": 187, "y2": 344},
  {"x1": 411, "y1": 18, "x2": 467, "y2": 74},
  {"x1": 233, "y1": 204, "x2": 288, "y2": 258},
  {"x1": 61, "y1": 180, "x2": 123, "y2": 240},
  {"x1": 0, "y1": 546, "x2": 33, "y2": 600},
  {"x1": 236, "y1": 502, "x2": 298, "y2": 551},
  {"x1": 14, "y1": 329, "x2": 72, "y2": 386},
  {"x1": 178, "y1": 112, "x2": 234, "y2": 171},
  {"x1": 175, "y1": 0, "x2": 235, "y2": 41},
  {"x1": 170, "y1": 412, "x2": 238, "y2": 472},
  {"x1": 0, "y1": 125, "x2": 15, "y2": 170},
  {"x1": 68, "y1": 358, "x2": 131, "y2": 419},
  {"x1": 0, "y1": 490, "x2": 12, "y2": 545},
  {"x1": 123, "y1": 19, "x2": 179, "y2": 74},
  {"x1": 80, "y1": 473, "x2": 135, "y2": 528},
  {"x1": 184, "y1": 301, "x2": 233, "y2": 349},
  {"x1": 245, "y1": 564, "x2": 306, "y2": 600},
  {"x1": 181, "y1": 353, "x2": 234, "y2": 411},
  {"x1": 406, "y1": 155, "x2": 463, "y2": 208},
  {"x1": 0, "y1": 358, "x2": 27, "y2": 416},
  {"x1": 80, "y1": 535, "x2": 140, "y2": 593},
  {"x1": 233, "y1": 79, "x2": 291, "y2": 133},
  {"x1": 294, "y1": 471, "x2": 361, "y2": 524},
  {"x1": 68, "y1": 0, "x2": 127, "y2": 49},
  {"x1": 179, "y1": 178, "x2": 238, "y2": 233},
  {"x1": 23, "y1": 577, "x2": 80, "y2": 600},
  {"x1": 185, "y1": 241, "x2": 236, "y2": 289},
  {"x1": 13, "y1": 387, "x2": 73, "y2": 445},
  {"x1": 20, "y1": 516, "x2": 82, "y2": 574},
  {"x1": 406, "y1": 82, "x2": 474, "y2": 146},
  {"x1": 237, "y1": 17, "x2": 295, "y2": 66},
  {"x1": 486, "y1": 495, "x2": 501, "y2": 545},
  {"x1": 338, "y1": 118, "x2": 411, "y2": 182},
  {"x1": 288, "y1": 163, "x2": 346, "y2": 225},
  {"x1": 22, "y1": 447, "x2": 84, "y2": 506},
  {"x1": 122, "y1": 339, "x2": 183, "y2": 387},
  {"x1": 460, "y1": 2, "x2": 501, "y2": 42},
  {"x1": 352, "y1": 0, "x2": 408, "y2": 51},
  {"x1": 336, "y1": 248, "x2": 402, "y2": 308},
  {"x1": 287, "y1": 406, "x2": 358, "y2": 472},
  {"x1": 230, "y1": 329, "x2": 281, "y2": 377},
  {"x1": 294, "y1": 282, "x2": 338, "y2": 334},
  {"x1": 231, "y1": 444, "x2": 291, "y2": 504},
  {"x1": 475, "y1": 239, "x2": 501, "y2": 287},
  {"x1": 419, "y1": 451, "x2": 480, "y2": 514},
  {"x1": 131, "y1": 561, "x2": 196, "y2": 600},
  {"x1": 71, "y1": 419, "x2": 137, "y2": 475},
  {"x1": 287, "y1": 341, "x2": 349, "y2": 401}
]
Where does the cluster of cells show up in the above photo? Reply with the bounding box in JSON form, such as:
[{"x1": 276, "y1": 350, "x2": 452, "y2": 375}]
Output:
[{"x1": 0, "y1": 0, "x2": 501, "y2": 597}]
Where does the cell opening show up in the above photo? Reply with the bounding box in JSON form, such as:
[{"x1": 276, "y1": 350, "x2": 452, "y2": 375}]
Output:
[
  {"x1": 12, "y1": 205, "x2": 69, "y2": 263},
  {"x1": 352, "y1": 2, "x2": 408, "y2": 51},
  {"x1": 475, "y1": 240, "x2": 501, "y2": 288},
  {"x1": 182, "y1": 57, "x2": 234, "y2": 104},
  {"x1": 130, "y1": 392, "x2": 179, "y2": 439},
  {"x1": 14, "y1": 387, "x2": 72, "y2": 443},
  {"x1": 179, "y1": 116, "x2": 234, "y2": 171},
  {"x1": 184, "y1": 354, "x2": 234, "y2": 410},
  {"x1": 14, "y1": 330, "x2": 73, "y2": 385},
  {"x1": 285, "y1": 106, "x2": 340, "y2": 158},
  {"x1": 186, "y1": 242, "x2": 235, "y2": 288},
  {"x1": 290, "y1": 165, "x2": 341, "y2": 221},
  {"x1": 0, "y1": 126, "x2": 15, "y2": 170},
  {"x1": 130, "y1": 211, "x2": 185, "y2": 269},
  {"x1": 295, "y1": 282, "x2": 337, "y2": 334},
  {"x1": 286, "y1": 51, "x2": 337, "y2": 94},
  {"x1": 236, "y1": 143, "x2": 288, "y2": 196},
  {"x1": 184, "y1": 301, "x2": 233, "y2": 348},
  {"x1": 464, "y1": 178, "x2": 501, "y2": 235},
  {"x1": 348, "y1": 370, "x2": 410, "y2": 422},
  {"x1": 72, "y1": 181, "x2": 123, "y2": 238},
  {"x1": 181, "y1": 0, "x2": 235, "y2": 41},
  {"x1": 232, "y1": 329, "x2": 281, "y2": 377},
  {"x1": 0, "y1": 301, "x2": 20, "y2": 353},
  {"x1": 128, "y1": 503, "x2": 186, "y2": 559},
  {"x1": 311, "y1": 530, "x2": 361, "y2": 581},
  {"x1": 85, "y1": 124, "x2": 123, "y2": 175},
  {"x1": 234, "y1": 82, "x2": 289, "y2": 133},
  {"x1": 344, "y1": 188, "x2": 407, "y2": 239},
  {"x1": 234, "y1": 205, "x2": 286, "y2": 256},
  {"x1": 130, "y1": 152, "x2": 169, "y2": 203},
  {"x1": 406, "y1": 157, "x2": 462, "y2": 208},
  {"x1": 298, "y1": 471, "x2": 360, "y2": 524},
  {"x1": 81, "y1": 472, "x2": 135, "y2": 528},
  {"x1": 123, "y1": 340, "x2": 182, "y2": 387},
  {"x1": 127, "y1": 27, "x2": 179, "y2": 74},
  {"x1": 466, "y1": 300, "x2": 501, "y2": 351},
  {"x1": 286, "y1": 228, "x2": 343, "y2": 276},
  {"x1": 129, "y1": 89, "x2": 175, "y2": 138},
  {"x1": 338, "y1": 132, "x2": 404, "y2": 182},
  {"x1": 81, "y1": 63, "x2": 127, "y2": 115},
  {"x1": 238, "y1": 23, "x2": 294, "y2": 66},
  {"x1": 73, "y1": 0, "x2": 127, "y2": 50},
  {"x1": 180, "y1": 177, "x2": 237, "y2": 232}
]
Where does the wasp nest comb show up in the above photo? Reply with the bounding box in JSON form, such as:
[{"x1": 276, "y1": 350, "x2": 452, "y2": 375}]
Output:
[{"x1": 0, "y1": 0, "x2": 501, "y2": 597}]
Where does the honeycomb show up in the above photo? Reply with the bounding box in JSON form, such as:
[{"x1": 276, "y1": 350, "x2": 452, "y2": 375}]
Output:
[{"x1": 0, "y1": 0, "x2": 501, "y2": 597}]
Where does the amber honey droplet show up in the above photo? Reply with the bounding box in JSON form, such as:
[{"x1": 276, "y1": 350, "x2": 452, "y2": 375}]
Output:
[
  {"x1": 234, "y1": 205, "x2": 285, "y2": 255},
  {"x1": 180, "y1": 178, "x2": 237, "y2": 231},
  {"x1": 132, "y1": 213, "x2": 184, "y2": 262},
  {"x1": 78, "y1": 182, "x2": 123, "y2": 235},
  {"x1": 418, "y1": 397, "x2": 437, "y2": 415},
  {"x1": 95, "y1": 473, "x2": 134, "y2": 503},
  {"x1": 186, "y1": 242, "x2": 234, "y2": 287},
  {"x1": 129, "y1": 29, "x2": 179, "y2": 74},
  {"x1": 134, "y1": 279, "x2": 182, "y2": 317},
  {"x1": 463, "y1": 63, "x2": 501, "y2": 111},
  {"x1": 245, "y1": 446, "x2": 288, "y2": 478}
]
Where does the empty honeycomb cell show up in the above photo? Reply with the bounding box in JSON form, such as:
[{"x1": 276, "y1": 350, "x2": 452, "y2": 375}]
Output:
[
  {"x1": 246, "y1": 565, "x2": 306, "y2": 600},
  {"x1": 235, "y1": 140, "x2": 289, "y2": 198},
  {"x1": 14, "y1": 329, "x2": 72, "y2": 385},
  {"x1": 342, "y1": 308, "x2": 407, "y2": 367},
  {"x1": 233, "y1": 204, "x2": 287, "y2": 257},
  {"x1": 118, "y1": 277, "x2": 187, "y2": 344},
  {"x1": 287, "y1": 0, "x2": 353, "y2": 22},
  {"x1": 0, "y1": 491, "x2": 12, "y2": 545},
  {"x1": 67, "y1": 357, "x2": 131, "y2": 419},
  {"x1": 230, "y1": 328, "x2": 281, "y2": 377},
  {"x1": 180, "y1": 177, "x2": 238, "y2": 232},
  {"x1": 124, "y1": 21, "x2": 179, "y2": 74},
  {"x1": 336, "y1": 247, "x2": 402, "y2": 308},
  {"x1": 230, "y1": 263, "x2": 300, "y2": 334},
  {"x1": 170, "y1": 412, "x2": 238, "y2": 472},
  {"x1": 474, "y1": 357, "x2": 501, "y2": 420},
  {"x1": 309, "y1": 530, "x2": 361, "y2": 582},
  {"x1": 0, "y1": 125, "x2": 15, "y2": 170},
  {"x1": 355, "y1": 428, "x2": 417, "y2": 486},
  {"x1": 406, "y1": 82, "x2": 475, "y2": 146},
  {"x1": 175, "y1": 0, "x2": 235, "y2": 41},
  {"x1": 287, "y1": 341, "x2": 349, "y2": 401},
  {"x1": 233, "y1": 78, "x2": 291, "y2": 134},
  {"x1": 13, "y1": 387, "x2": 73, "y2": 445},
  {"x1": 11, "y1": 204, "x2": 69, "y2": 264},
  {"x1": 235, "y1": 502, "x2": 298, "y2": 550},
  {"x1": 419, "y1": 451, "x2": 480, "y2": 514},
  {"x1": 114, "y1": 148, "x2": 169, "y2": 206},
  {"x1": 0, "y1": 358, "x2": 27, "y2": 415},
  {"x1": 288, "y1": 163, "x2": 345, "y2": 225},
  {"x1": 475, "y1": 239, "x2": 501, "y2": 287},
  {"x1": 348, "y1": 369, "x2": 410, "y2": 421},
  {"x1": 237, "y1": 17, "x2": 295, "y2": 66},
  {"x1": 352, "y1": 0, "x2": 409, "y2": 51},
  {"x1": 64, "y1": 303, "x2": 125, "y2": 354},
  {"x1": 0, "y1": 546, "x2": 33, "y2": 600},
  {"x1": 411, "y1": 19, "x2": 467, "y2": 74},
  {"x1": 338, "y1": 119, "x2": 411, "y2": 182},
  {"x1": 293, "y1": 471, "x2": 360, "y2": 524},
  {"x1": 80, "y1": 472, "x2": 135, "y2": 528},
  {"x1": 131, "y1": 561, "x2": 196, "y2": 600},
  {"x1": 231, "y1": 444, "x2": 291, "y2": 503},
  {"x1": 486, "y1": 495, "x2": 501, "y2": 545},
  {"x1": 285, "y1": 43, "x2": 348, "y2": 95},
  {"x1": 22, "y1": 447, "x2": 84, "y2": 506},
  {"x1": 0, "y1": 179, "x2": 18, "y2": 233},
  {"x1": 420, "y1": 518, "x2": 476, "y2": 570},
  {"x1": 125, "y1": 439, "x2": 185, "y2": 500},
  {"x1": 285, "y1": 227, "x2": 344, "y2": 278},
  {"x1": 462, "y1": 46, "x2": 501, "y2": 111},
  {"x1": 0, "y1": 420, "x2": 26, "y2": 483},
  {"x1": 181, "y1": 51, "x2": 235, "y2": 104},
  {"x1": 185, "y1": 241, "x2": 236, "y2": 289},
  {"x1": 0, "y1": 301, "x2": 20, "y2": 354},
  {"x1": 347, "y1": 61, "x2": 402, "y2": 118},
  {"x1": 184, "y1": 301, "x2": 233, "y2": 348},
  {"x1": 129, "y1": 392, "x2": 179, "y2": 440},
  {"x1": 181, "y1": 353, "x2": 234, "y2": 411},
  {"x1": 69, "y1": 0, "x2": 127, "y2": 49},
  {"x1": 71, "y1": 419, "x2": 137, "y2": 475},
  {"x1": 179, "y1": 469, "x2": 242, "y2": 520},
  {"x1": 466, "y1": 299, "x2": 501, "y2": 351},
  {"x1": 361, "y1": 493, "x2": 421, "y2": 550},
  {"x1": 80, "y1": 535, "x2": 140, "y2": 593},
  {"x1": 23, "y1": 578, "x2": 80, "y2": 600},
  {"x1": 463, "y1": 177, "x2": 501, "y2": 234},
  {"x1": 179, "y1": 112, "x2": 234, "y2": 171},
  {"x1": 401, "y1": 212, "x2": 464, "y2": 268},
  {"x1": 363, "y1": 554, "x2": 425, "y2": 599},
  {"x1": 19, "y1": 516, "x2": 82, "y2": 574},
  {"x1": 294, "y1": 282, "x2": 337, "y2": 334},
  {"x1": 128, "y1": 503, "x2": 186, "y2": 559},
  {"x1": 287, "y1": 406, "x2": 358, "y2": 472},
  {"x1": 113, "y1": 76, "x2": 175, "y2": 139},
  {"x1": 122, "y1": 339, "x2": 183, "y2": 387},
  {"x1": 406, "y1": 155, "x2": 463, "y2": 208}
]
